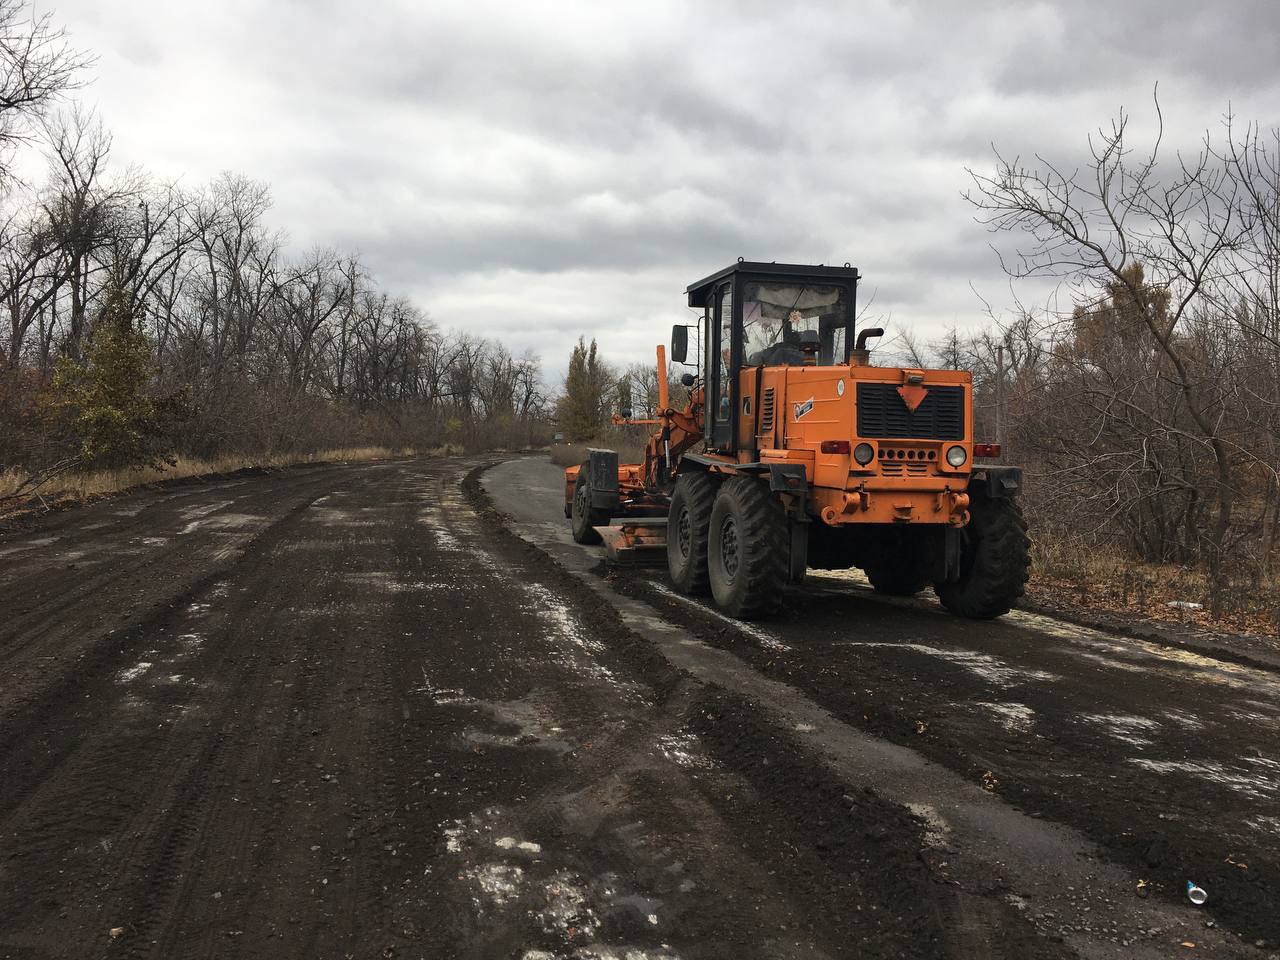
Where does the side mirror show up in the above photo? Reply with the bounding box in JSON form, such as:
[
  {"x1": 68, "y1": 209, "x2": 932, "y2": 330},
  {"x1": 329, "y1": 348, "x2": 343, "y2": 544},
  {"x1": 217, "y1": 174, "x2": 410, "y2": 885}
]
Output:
[
  {"x1": 680, "y1": 372, "x2": 696, "y2": 387},
  {"x1": 619, "y1": 407, "x2": 633, "y2": 420},
  {"x1": 670, "y1": 325, "x2": 688, "y2": 364},
  {"x1": 856, "y1": 327, "x2": 884, "y2": 351}
]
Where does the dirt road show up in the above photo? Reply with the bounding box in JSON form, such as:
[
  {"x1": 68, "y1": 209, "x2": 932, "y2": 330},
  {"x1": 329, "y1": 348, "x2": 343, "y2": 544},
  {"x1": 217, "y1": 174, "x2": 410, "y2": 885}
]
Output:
[{"x1": 1, "y1": 456, "x2": 1276, "y2": 959}]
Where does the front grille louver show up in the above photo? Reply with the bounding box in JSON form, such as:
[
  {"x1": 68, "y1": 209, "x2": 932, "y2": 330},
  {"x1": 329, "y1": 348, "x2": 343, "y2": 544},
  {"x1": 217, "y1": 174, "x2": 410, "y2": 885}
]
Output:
[
  {"x1": 760, "y1": 387, "x2": 775, "y2": 433},
  {"x1": 856, "y1": 383, "x2": 964, "y2": 440}
]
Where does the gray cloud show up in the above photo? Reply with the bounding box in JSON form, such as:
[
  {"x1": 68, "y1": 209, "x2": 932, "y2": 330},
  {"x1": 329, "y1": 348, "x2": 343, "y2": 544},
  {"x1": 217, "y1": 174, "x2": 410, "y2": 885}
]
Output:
[{"x1": 46, "y1": 0, "x2": 1280, "y2": 377}]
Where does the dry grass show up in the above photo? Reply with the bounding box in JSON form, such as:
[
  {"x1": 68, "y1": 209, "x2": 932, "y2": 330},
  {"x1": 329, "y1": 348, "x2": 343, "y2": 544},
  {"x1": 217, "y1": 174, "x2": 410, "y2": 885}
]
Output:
[
  {"x1": 1029, "y1": 536, "x2": 1280, "y2": 636},
  {"x1": 549, "y1": 438, "x2": 649, "y2": 470},
  {"x1": 0, "y1": 445, "x2": 461, "y2": 507}
]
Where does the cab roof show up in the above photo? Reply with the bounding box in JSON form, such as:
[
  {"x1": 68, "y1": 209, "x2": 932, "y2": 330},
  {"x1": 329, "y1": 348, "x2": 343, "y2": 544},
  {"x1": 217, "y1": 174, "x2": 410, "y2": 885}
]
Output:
[{"x1": 686, "y1": 260, "x2": 861, "y2": 308}]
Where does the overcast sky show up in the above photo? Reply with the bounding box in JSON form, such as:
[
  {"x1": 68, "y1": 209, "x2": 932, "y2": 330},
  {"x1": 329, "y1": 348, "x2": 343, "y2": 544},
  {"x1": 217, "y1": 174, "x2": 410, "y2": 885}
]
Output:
[{"x1": 42, "y1": 0, "x2": 1280, "y2": 377}]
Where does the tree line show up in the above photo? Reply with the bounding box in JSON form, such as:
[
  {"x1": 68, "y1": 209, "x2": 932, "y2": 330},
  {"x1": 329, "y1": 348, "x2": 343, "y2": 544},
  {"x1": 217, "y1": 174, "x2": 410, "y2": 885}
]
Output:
[
  {"x1": 560, "y1": 103, "x2": 1280, "y2": 616},
  {"x1": 0, "y1": 1, "x2": 548, "y2": 490},
  {"x1": 959, "y1": 104, "x2": 1280, "y2": 614}
]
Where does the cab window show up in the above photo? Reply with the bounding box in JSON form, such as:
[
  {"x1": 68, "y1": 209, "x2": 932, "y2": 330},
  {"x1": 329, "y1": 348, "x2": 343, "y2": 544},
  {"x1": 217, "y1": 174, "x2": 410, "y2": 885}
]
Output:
[
  {"x1": 716, "y1": 284, "x2": 732, "y2": 422},
  {"x1": 742, "y1": 282, "x2": 847, "y2": 366}
]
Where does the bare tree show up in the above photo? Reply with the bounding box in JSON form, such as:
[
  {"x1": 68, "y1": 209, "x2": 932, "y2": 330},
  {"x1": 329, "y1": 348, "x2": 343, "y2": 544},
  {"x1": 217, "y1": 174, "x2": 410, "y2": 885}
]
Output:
[
  {"x1": 0, "y1": 0, "x2": 91, "y2": 182},
  {"x1": 967, "y1": 100, "x2": 1257, "y2": 609}
]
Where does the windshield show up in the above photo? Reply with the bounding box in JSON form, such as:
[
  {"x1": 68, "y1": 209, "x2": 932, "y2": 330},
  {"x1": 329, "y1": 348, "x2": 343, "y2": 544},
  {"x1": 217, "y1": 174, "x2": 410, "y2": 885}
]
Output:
[{"x1": 742, "y1": 281, "x2": 847, "y2": 366}]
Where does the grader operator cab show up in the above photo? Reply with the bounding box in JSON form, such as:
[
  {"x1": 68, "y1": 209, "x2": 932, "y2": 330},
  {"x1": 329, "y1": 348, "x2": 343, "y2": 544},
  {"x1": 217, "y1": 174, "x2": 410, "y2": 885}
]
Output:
[{"x1": 564, "y1": 260, "x2": 1030, "y2": 620}]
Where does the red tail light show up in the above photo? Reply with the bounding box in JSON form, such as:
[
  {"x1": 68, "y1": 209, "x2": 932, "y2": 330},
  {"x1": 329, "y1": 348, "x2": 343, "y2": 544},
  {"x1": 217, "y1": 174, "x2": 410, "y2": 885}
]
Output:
[
  {"x1": 974, "y1": 443, "x2": 1002, "y2": 459},
  {"x1": 820, "y1": 440, "x2": 851, "y2": 454}
]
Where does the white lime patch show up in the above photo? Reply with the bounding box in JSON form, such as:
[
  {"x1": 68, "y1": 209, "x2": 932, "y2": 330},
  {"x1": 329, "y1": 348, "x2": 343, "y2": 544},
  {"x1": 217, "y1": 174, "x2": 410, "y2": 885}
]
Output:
[
  {"x1": 1129, "y1": 758, "x2": 1280, "y2": 800},
  {"x1": 417, "y1": 513, "x2": 463, "y2": 550},
  {"x1": 657, "y1": 732, "x2": 715, "y2": 771},
  {"x1": 846, "y1": 642, "x2": 1058, "y2": 686},
  {"x1": 176, "y1": 633, "x2": 204, "y2": 653},
  {"x1": 443, "y1": 821, "x2": 467, "y2": 854},
  {"x1": 0, "y1": 536, "x2": 61, "y2": 558},
  {"x1": 467, "y1": 863, "x2": 524, "y2": 906},
  {"x1": 976, "y1": 701, "x2": 1036, "y2": 731},
  {"x1": 309, "y1": 505, "x2": 376, "y2": 528},
  {"x1": 649, "y1": 581, "x2": 791, "y2": 652},
  {"x1": 1161, "y1": 708, "x2": 1205, "y2": 730},
  {"x1": 495, "y1": 836, "x2": 542, "y2": 854},
  {"x1": 906, "y1": 802, "x2": 951, "y2": 848},
  {"x1": 522, "y1": 582, "x2": 631, "y2": 688},
  {"x1": 1081, "y1": 712, "x2": 1160, "y2": 745},
  {"x1": 538, "y1": 870, "x2": 599, "y2": 939},
  {"x1": 412, "y1": 668, "x2": 471, "y2": 705},
  {"x1": 176, "y1": 500, "x2": 235, "y2": 534},
  {"x1": 116, "y1": 662, "x2": 153, "y2": 683}
]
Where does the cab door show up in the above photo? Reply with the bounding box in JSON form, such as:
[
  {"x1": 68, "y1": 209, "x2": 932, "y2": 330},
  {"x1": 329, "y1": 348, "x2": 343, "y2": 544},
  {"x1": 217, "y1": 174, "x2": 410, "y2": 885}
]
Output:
[{"x1": 709, "y1": 281, "x2": 735, "y2": 451}]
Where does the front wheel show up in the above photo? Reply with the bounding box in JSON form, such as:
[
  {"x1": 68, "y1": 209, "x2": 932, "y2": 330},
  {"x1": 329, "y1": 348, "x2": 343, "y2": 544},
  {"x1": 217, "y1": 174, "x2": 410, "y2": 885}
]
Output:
[
  {"x1": 707, "y1": 477, "x2": 788, "y2": 620},
  {"x1": 570, "y1": 462, "x2": 610, "y2": 544},
  {"x1": 934, "y1": 494, "x2": 1030, "y2": 619}
]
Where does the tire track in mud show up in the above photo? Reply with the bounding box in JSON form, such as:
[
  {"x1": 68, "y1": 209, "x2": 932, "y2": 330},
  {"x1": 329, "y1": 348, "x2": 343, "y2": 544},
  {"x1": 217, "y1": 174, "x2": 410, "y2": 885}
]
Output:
[
  {"x1": 0, "y1": 457, "x2": 1182, "y2": 959},
  {"x1": 0, "y1": 487, "x2": 351, "y2": 957},
  {"x1": 463, "y1": 463, "x2": 1079, "y2": 960},
  {"x1": 0, "y1": 490, "x2": 331, "y2": 828},
  {"x1": 618, "y1": 570, "x2": 1280, "y2": 950},
  {"x1": 479, "y1": 457, "x2": 1280, "y2": 959}
]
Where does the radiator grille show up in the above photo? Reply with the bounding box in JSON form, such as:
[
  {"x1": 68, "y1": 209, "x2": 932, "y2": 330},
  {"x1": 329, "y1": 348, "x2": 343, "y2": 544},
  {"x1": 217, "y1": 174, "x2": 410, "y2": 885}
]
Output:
[
  {"x1": 856, "y1": 383, "x2": 964, "y2": 440},
  {"x1": 760, "y1": 387, "x2": 775, "y2": 433},
  {"x1": 880, "y1": 462, "x2": 930, "y2": 477}
]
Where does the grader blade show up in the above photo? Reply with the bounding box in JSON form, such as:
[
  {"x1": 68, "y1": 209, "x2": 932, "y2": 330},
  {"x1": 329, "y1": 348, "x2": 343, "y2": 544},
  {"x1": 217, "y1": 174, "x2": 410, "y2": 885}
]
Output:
[{"x1": 595, "y1": 518, "x2": 668, "y2": 566}]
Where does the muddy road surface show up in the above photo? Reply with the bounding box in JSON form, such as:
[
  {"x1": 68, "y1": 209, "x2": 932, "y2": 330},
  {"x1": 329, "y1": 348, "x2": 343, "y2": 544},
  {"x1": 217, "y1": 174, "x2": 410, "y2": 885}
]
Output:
[{"x1": 0, "y1": 456, "x2": 1276, "y2": 959}]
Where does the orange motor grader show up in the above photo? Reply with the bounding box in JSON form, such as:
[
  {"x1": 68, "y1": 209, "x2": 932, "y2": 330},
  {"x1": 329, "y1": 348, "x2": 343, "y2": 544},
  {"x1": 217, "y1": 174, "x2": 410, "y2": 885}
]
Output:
[{"x1": 564, "y1": 260, "x2": 1030, "y2": 620}]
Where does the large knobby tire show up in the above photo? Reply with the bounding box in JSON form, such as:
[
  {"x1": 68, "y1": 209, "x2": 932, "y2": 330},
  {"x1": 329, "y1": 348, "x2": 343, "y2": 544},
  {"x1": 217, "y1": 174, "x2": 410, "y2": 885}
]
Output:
[
  {"x1": 707, "y1": 477, "x2": 788, "y2": 620},
  {"x1": 864, "y1": 542, "x2": 929, "y2": 597},
  {"x1": 934, "y1": 494, "x2": 1030, "y2": 619},
  {"x1": 570, "y1": 462, "x2": 609, "y2": 545},
  {"x1": 667, "y1": 472, "x2": 717, "y2": 595}
]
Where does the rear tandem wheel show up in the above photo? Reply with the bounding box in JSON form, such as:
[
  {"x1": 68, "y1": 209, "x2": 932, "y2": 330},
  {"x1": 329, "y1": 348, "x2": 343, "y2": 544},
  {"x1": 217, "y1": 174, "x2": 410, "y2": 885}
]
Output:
[
  {"x1": 570, "y1": 461, "x2": 610, "y2": 545},
  {"x1": 667, "y1": 471, "x2": 717, "y2": 595}
]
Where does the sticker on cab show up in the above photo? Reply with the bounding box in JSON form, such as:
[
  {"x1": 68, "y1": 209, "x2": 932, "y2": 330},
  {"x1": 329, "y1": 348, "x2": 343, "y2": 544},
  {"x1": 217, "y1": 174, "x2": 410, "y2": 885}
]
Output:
[{"x1": 793, "y1": 397, "x2": 815, "y2": 420}]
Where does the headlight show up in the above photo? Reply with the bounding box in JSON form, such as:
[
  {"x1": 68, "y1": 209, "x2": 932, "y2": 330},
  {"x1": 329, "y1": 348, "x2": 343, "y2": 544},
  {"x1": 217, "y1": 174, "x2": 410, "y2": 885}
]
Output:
[
  {"x1": 945, "y1": 445, "x2": 967, "y2": 468},
  {"x1": 853, "y1": 442, "x2": 875, "y2": 466}
]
